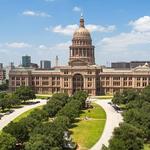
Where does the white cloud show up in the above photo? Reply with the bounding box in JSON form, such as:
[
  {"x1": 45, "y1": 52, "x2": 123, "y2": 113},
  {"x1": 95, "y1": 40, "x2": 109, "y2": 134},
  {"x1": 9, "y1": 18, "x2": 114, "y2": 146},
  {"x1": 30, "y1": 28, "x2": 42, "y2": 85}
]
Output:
[
  {"x1": 49, "y1": 24, "x2": 116, "y2": 35},
  {"x1": 50, "y1": 24, "x2": 78, "y2": 35},
  {"x1": 100, "y1": 16, "x2": 150, "y2": 51},
  {"x1": 86, "y1": 24, "x2": 116, "y2": 33},
  {"x1": 73, "y1": 6, "x2": 81, "y2": 12},
  {"x1": 39, "y1": 45, "x2": 48, "y2": 49},
  {"x1": 22, "y1": 10, "x2": 51, "y2": 18},
  {"x1": 129, "y1": 16, "x2": 150, "y2": 32},
  {"x1": 5, "y1": 42, "x2": 31, "y2": 49},
  {"x1": 38, "y1": 41, "x2": 71, "y2": 51}
]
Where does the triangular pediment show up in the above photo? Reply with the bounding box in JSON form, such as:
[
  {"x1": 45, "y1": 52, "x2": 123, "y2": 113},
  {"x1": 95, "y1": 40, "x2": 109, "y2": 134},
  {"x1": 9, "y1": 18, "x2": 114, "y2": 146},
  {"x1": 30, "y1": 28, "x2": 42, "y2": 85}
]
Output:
[{"x1": 69, "y1": 58, "x2": 89, "y2": 66}]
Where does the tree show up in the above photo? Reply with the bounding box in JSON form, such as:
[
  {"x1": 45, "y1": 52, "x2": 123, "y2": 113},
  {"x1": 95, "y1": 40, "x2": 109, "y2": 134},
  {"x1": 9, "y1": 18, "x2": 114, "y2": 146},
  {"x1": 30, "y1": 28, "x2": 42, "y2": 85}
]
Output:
[
  {"x1": 54, "y1": 116, "x2": 70, "y2": 130},
  {"x1": 73, "y1": 91, "x2": 88, "y2": 108},
  {"x1": 3, "y1": 121, "x2": 29, "y2": 144},
  {"x1": 0, "y1": 93, "x2": 10, "y2": 111},
  {"x1": 14, "y1": 86, "x2": 36, "y2": 103},
  {"x1": 108, "y1": 123, "x2": 144, "y2": 150},
  {"x1": 43, "y1": 93, "x2": 69, "y2": 117},
  {"x1": 29, "y1": 109, "x2": 49, "y2": 122},
  {"x1": 0, "y1": 132, "x2": 16, "y2": 150},
  {"x1": 112, "y1": 89, "x2": 139, "y2": 105},
  {"x1": 0, "y1": 80, "x2": 9, "y2": 91},
  {"x1": 141, "y1": 85, "x2": 150, "y2": 103},
  {"x1": 25, "y1": 134, "x2": 59, "y2": 150}
]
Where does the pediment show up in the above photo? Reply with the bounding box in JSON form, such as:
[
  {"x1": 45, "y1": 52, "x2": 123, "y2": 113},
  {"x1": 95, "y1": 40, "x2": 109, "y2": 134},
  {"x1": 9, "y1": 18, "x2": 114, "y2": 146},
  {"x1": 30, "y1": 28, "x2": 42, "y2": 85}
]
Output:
[{"x1": 69, "y1": 58, "x2": 89, "y2": 66}]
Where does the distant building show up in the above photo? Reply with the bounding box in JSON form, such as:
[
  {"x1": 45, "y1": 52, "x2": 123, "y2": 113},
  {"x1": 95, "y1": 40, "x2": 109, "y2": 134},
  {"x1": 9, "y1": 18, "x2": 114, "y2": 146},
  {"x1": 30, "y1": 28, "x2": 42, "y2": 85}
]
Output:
[
  {"x1": 111, "y1": 62, "x2": 130, "y2": 69},
  {"x1": 0, "y1": 69, "x2": 6, "y2": 84},
  {"x1": 0, "y1": 63, "x2": 3, "y2": 69},
  {"x1": 40, "y1": 60, "x2": 51, "y2": 69},
  {"x1": 111, "y1": 61, "x2": 150, "y2": 69},
  {"x1": 30, "y1": 63, "x2": 39, "y2": 69},
  {"x1": 5, "y1": 62, "x2": 15, "y2": 80},
  {"x1": 22, "y1": 55, "x2": 31, "y2": 67},
  {"x1": 130, "y1": 61, "x2": 150, "y2": 68}
]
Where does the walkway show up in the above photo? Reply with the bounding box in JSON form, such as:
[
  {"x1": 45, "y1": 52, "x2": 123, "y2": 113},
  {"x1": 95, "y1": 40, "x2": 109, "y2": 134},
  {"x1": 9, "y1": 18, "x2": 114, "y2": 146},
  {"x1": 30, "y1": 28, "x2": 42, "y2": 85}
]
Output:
[
  {"x1": 90, "y1": 99, "x2": 123, "y2": 150},
  {"x1": 0, "y1": 99, "x2": 47, "y2": 130}
]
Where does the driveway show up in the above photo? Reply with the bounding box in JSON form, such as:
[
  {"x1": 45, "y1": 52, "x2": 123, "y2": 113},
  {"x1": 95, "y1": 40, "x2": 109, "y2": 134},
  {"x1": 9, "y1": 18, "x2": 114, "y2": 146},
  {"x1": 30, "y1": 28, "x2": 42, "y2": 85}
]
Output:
[
  {"x1": 0, "y1": 99, "x2": 47, "y2": 130},
  {"x1": 90, "y1": 99, "x2": 123, "y2": 150}
]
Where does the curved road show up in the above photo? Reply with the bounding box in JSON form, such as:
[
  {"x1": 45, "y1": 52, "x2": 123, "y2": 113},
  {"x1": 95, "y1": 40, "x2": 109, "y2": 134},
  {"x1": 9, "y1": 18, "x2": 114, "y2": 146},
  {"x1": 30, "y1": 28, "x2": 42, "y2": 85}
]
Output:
[
  {"x1": 0, "y1": 99, "x2": 47, "y2": 130},
  {"x1": 90, "y1": 99, "x2": 123, "y2": 150}
]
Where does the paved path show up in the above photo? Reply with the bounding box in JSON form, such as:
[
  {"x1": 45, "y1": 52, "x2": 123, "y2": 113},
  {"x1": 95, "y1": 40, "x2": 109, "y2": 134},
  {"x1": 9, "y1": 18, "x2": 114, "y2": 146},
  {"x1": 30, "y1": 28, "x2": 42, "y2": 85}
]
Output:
[
  {"x1": 0, "y1": 99, "x2": 47, "y2": 130},
  {"x1": 90, "y1": 99, "x2": 123, "y2": 150}
]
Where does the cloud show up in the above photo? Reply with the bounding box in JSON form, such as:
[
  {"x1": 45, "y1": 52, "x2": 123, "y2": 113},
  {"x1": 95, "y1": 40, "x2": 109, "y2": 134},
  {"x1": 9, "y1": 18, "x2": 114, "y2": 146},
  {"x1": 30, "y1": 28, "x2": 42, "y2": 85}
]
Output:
[
  {"x1": 86, "y1": 24, "x2": 116, "y2": 33},
  {"x1": 73, "y1": 6, "x2": 81, "y2": 12},
  {"x1": 129, "y1": 16, "x2": 150, "y2": 32},
  {"x1": 5, "y1": 42, "x2": 31, "y2": 49},
  {"x1": 100, "y1": 16, "x2": 150, "y2": 51},
  {"x1": 38, "y1": 41, "x2": 71, "y2": 51},
  {"x1": 49, "y1": 24, "x2": 78, "y2": 35},
  {"x1": 22, "y1": 10, "x2": 51, "y2": 17},
  {"x1": 49, "y1": 24, "x2": 116, "y2": 35}
]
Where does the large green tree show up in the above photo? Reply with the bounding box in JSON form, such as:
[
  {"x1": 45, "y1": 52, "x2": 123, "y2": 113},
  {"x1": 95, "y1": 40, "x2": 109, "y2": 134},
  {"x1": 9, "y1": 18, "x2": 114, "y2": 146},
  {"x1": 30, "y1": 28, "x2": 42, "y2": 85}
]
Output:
[
  {"x1": 108, "y1": 123, "x2": 144, "y2": 150},
  {"x1": 0, "y1": 132, "x2": 16, "y2": 150},
  {"x1": 14, "y1": 86, "x2": 36, "y2": 102}
]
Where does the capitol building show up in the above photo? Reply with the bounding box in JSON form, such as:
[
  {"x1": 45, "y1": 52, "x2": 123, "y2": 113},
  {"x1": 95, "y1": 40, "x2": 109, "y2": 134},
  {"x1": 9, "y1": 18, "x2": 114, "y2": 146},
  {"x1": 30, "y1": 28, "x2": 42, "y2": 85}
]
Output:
[{"x1": 9, "y1": 17, "x2": 150, "y2": 96}]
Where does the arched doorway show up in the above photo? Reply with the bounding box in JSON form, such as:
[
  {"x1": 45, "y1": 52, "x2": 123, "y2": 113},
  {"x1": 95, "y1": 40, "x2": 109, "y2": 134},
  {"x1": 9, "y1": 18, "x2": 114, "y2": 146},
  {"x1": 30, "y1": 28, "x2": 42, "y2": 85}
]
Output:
[{"x1": 73, "y1": 74, "x2": 84, "y2": 93}]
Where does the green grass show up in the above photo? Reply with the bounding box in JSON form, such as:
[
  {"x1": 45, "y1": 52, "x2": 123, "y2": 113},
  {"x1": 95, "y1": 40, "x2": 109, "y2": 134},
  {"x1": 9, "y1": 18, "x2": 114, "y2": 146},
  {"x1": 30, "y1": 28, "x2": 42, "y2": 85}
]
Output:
[
  {"x1": 92, "y1": 95, "x2": 113, "y2": 99},
  {"x1": 13, "y1": 105, "x2": 44, "y2": 122},
  {"x1": 36, "y1": 94, "x2": 52, "y2": 99},
  {"x1": 144, "y1": 144, "x2": 150, "y2": 150},
  {"x1": 70, "y1": 103, "x2": 106, "y2": 150}
]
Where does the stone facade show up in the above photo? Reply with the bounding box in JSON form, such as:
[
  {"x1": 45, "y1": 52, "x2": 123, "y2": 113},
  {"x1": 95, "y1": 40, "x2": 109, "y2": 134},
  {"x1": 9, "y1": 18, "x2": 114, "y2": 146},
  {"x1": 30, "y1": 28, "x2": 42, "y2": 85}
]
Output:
[{"x1": 9, "y1": 17, "x2": 150, "y2": 96}]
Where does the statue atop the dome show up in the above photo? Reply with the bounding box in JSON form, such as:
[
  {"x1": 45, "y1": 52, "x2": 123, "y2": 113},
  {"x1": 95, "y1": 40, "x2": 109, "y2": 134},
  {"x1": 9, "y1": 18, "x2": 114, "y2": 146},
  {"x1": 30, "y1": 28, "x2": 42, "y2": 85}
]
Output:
[{"x1": 80, "y1": 14, "x2": 85, "y2": 28}]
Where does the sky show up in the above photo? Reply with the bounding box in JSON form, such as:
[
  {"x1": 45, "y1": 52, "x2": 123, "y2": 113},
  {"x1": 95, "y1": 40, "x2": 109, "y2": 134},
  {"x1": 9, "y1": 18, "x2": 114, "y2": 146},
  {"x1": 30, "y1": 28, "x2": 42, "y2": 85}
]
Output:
[{"x1": 1, "y1": 0, "x2": 150, "y2": 66}]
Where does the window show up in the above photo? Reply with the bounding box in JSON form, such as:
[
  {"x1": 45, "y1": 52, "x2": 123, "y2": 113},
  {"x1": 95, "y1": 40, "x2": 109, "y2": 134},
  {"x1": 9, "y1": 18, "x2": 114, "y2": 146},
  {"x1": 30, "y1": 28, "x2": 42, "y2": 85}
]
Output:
[
  {"x1": 36, "y1": 81, "x2": 39, "y2": 85},
  {"x1": 42, "y1": 77, "x2": 49, "y2": 80},
  {"x1": 123, "y1": 82, "x2": 127, "y2": 86},
  {"x1": 129, "y1": 82, "x2": 132, "y2": 86},
  {"x1": 12, "y1": 77, "x2": 15, "y2": 80},
  {"x1": 143, "y1": 82, "x2": 147, "y2": 87},
  {"x1": 137, "y1": 83, "x2": 140, "y2": 87},
  {"x1": 137, "y1": 77, "x2": 141, "y2": 81},
  {"x1": 106, "y1": 81, "x2": 109, "y2": 86},
  {"x1": 113, "y1": 77, "x2": 120, "y2": 80},
  {"x1": 64, "y1": 71, "x2": 68, "y2": 74},
  {"x1": 143, "y1": 77, "x2": 147, "y2": 81},
  {"x1": 129, "y1": 77, "x2": 132, "y2": 80},
  {"x1": 64, "y1": 77, "x2": 68, "y2": 81},
  {"x1": 88, "y1": 83, "x2": 92, "y2": 87},
  {"x1": 113, "y1": 82, "x2": 120, "y2": 86},
  {"x1": 123, "y1": 77, "x2": 127, "y2": 81},
  {"x1": 87, "y1": 70, "x2": 92, "y2": 74},
  {"x1": 106, "y1": 77, "x2": 109, "y2": 80},
  {"x1": 16, "y1": 77, "x2": 20, "y2": 80},
  {"x1": 36, "y1": 76, "x2": 39, "y2": 80},
  {"x1": 88, "y1": 77, "x2": 92, "y2": 81},
  {"x1": 64, "y1": 82, "x2": 68, "y2": 87},
  {"x1": 42, "y1": 81, "x2": 49, "y2": 86}
]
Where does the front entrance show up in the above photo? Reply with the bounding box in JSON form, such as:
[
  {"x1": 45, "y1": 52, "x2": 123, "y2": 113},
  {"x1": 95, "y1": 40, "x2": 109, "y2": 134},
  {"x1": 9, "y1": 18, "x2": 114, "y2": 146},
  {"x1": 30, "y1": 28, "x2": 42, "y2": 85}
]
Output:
[{"x1": 73, "y1": 74, "x2": 84, "y2": 93}]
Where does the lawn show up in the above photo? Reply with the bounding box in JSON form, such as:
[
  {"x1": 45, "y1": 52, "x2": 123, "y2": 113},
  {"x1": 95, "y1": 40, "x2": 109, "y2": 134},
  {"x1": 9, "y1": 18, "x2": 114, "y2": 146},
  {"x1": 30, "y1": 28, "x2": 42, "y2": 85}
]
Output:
[
  {"x1": 13, "y1": 105, "x2": 44, "y2": 122},
  {"x1": 92, "y1": 95, "x2": 113, "y2": 99},
  {"x1": 36, "y1": 94, "x2": 52, "y2": 99},
  {"x1": 70, "y1": 103, "x2": 106, "y2": 150},
  {"x1": 144, "y1": 144, "x2": 150, "y2": 150}
]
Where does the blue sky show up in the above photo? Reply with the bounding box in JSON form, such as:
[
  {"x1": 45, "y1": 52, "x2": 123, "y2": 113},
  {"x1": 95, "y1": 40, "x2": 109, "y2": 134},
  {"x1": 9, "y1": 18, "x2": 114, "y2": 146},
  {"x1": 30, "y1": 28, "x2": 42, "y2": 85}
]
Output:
[{"x1": 1, "y1": 0, "x2": 150, "y2": 66}]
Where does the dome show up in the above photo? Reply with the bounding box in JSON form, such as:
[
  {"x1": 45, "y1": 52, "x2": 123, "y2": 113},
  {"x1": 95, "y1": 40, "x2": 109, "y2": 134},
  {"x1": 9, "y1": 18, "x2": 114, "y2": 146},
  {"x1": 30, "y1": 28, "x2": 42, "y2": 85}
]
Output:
[{"x1": 73, "y1": 16, "x2": 91, "y2": 40}]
